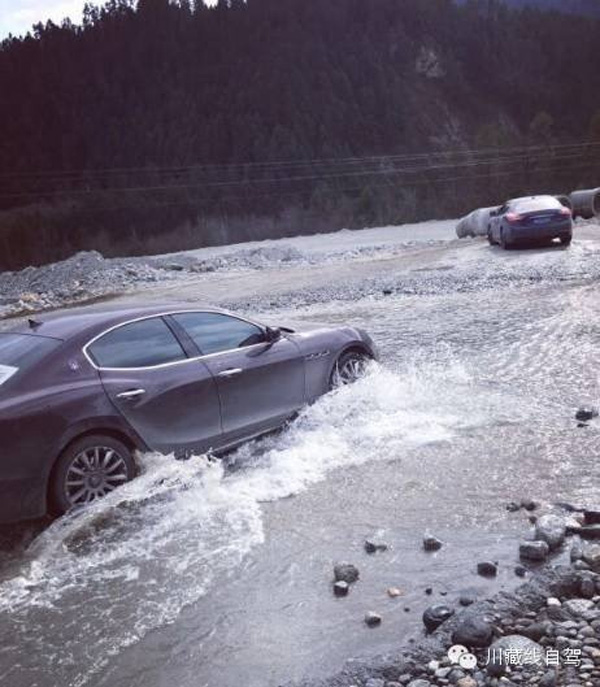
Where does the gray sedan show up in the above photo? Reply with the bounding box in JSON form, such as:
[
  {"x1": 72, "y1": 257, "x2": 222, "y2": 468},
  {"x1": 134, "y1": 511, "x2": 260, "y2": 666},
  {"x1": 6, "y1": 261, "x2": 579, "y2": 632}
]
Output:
[{"x1": 0, "y1": 305, "x2": 377, "y2": 522}]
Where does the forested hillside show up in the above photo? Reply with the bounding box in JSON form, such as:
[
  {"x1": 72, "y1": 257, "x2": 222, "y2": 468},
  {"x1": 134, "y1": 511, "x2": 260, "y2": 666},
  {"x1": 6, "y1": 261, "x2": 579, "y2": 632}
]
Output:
[{"x1": 1, "y1": 0, "x2": 600, "y2": 270}]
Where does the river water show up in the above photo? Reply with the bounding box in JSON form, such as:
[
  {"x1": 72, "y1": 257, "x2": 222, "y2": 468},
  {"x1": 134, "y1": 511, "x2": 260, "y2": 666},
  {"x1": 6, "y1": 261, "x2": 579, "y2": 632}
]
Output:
[{"x1": 1, "y1": 224, "x2": 599, "y2": 687}]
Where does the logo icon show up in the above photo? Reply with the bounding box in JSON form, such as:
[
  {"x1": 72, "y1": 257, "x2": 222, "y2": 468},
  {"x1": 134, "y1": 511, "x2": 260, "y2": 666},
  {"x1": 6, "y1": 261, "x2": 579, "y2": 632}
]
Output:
[{"x1": 448, "y1": 645, "x2": 477, "y2": 670}]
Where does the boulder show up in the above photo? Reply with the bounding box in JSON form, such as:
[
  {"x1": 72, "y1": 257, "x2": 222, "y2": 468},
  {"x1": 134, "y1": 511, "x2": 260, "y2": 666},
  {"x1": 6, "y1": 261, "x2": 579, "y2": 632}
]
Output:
[
  {"x1": 582, "y1": 544, "x2": 600, "y2": 572},
  {"x1": 477, "y1": 561, "x2": 497, "y2": 577},
  {"x1": 563, "y1": 598, "x2": 595, "y2": 616},
  {"x1": 575, "y1": 407, "x2": 599, "y2": 422},
  {"x1": 584, "y1": 506, "x2": 600, "y2": 524},
  {"x1": 364, "y1": 611, "x2": 382, "y2": 627},
  {"x1": 577, "y1": 525, "x2": 600, "y2": 540},
  {"x1": 520, "y1": 540, "x2": 550, "y2": 561},
  {"x1": 451, "y1": 615, "x2": 494, "y2": 648},
  {"x1": 456, "y1": 679, "x2": 477, "y2": 687},
  {"x1": 422, "y1": 605, "x2": 454, "y2": 633},
  {"x1": 535, "y1": 514, "x2": 566, "y2": 550},
  {"x1": 333, "y1": 581, "x2": 349, "y2": 597},
  {"x1": 423, "y1": 536, "x2": 443, "y2": 552},
  {"x1": 364, "y1": 539, "x2": 388, "y2": 554},
  {"x1": 334, "y1": 563, "x2": 359, "y2": 584}
]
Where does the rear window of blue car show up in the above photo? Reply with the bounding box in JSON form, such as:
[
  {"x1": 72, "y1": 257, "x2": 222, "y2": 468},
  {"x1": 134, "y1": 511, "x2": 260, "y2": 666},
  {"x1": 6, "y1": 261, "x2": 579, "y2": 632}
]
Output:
[
  {"x1": 0, "y1": 334, "x2": 61, "y2": 385},
  {"x1": 513, "y1": 197, "x2": 561, "y2": 213}
]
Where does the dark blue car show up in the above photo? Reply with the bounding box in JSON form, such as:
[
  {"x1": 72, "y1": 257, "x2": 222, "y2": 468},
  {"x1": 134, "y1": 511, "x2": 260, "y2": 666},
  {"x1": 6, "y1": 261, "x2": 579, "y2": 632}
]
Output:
[{"x1": 487, "y1": 195, "x2": 573, "y2": 249}]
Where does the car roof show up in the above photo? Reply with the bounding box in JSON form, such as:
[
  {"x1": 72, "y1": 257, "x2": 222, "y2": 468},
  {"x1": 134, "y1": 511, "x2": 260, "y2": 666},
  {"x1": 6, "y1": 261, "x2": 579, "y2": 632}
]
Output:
[
  {"x1": 5, "y1": 303, "x2": 227, "y2": 342},
  {"x1": 507, "y1": 195, "x2": 558, "y2": 205}
]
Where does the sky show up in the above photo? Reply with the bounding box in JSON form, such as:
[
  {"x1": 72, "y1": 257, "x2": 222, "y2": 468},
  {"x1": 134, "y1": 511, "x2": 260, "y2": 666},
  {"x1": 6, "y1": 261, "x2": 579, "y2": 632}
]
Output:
[{"x1": 0, "y1": 1, "x2": 88, "y2": 38}]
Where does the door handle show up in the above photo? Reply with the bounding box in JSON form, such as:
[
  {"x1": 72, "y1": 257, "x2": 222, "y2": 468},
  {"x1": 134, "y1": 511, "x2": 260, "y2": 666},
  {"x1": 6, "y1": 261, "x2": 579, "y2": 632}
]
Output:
[
  {"x1": 116, "y1": 388, "x2": 146, "y2": 400},
  {"x1": 217, "y1": 368, "x2": 243, "y2": 378}
]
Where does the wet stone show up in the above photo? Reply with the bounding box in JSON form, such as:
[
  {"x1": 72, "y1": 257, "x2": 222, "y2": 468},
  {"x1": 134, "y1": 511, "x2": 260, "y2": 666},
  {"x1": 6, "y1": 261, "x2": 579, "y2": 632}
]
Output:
[
  {"x1": 333, "y1": 563, "x2": 359, "y2": 584},
  {"x1": 365, "y1": 611, "x2": 382, "y2": 627},
  {"x1": 477, "y1": 561, "x2": 498, "y2": 577}
]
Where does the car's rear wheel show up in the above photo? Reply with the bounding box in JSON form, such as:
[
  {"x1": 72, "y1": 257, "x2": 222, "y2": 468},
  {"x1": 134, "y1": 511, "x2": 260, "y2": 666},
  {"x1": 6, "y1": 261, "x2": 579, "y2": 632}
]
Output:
[
  {"x1": 49, "y1": 435, "x2": 136, "y2": 515},
  {"x1": 330, "y1": 350, "x2": 370, "y2": 389}
]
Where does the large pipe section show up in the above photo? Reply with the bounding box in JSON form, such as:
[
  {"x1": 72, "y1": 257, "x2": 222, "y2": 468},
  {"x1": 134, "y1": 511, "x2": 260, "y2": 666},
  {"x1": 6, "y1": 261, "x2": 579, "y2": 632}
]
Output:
[
  {"x1": 456, "y1": 206, "x2": 499, "y2": 238},
  {"x1": 570, "y1": 188, "x2": 600, "y2": 219},
  {"x1": 554, "y1": 195, "x2": 573, "y2": 211}
]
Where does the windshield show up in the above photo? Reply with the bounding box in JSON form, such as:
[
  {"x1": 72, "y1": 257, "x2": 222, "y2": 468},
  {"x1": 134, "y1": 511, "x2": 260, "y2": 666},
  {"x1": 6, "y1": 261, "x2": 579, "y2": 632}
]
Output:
[
  {"x1": 0, "y1": 334, "x2": 61, "y2": 385},
  {"x1": 513, "y1": 197, "x2": 562, "y2": 214}
]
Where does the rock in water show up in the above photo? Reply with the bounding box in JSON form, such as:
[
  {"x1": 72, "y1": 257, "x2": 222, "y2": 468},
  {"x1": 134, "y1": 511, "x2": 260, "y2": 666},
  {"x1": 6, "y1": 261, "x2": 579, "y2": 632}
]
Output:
[
  {"x1": 519, "y1": 540, "x2": 550, "y2": 561},
  {"x1": 333, "y1": 581, "x2": 349, "y2": 597},
  {"x1": 575, "y1": 407, "x2": 599, "y2": 422},
  {"x1": 364, "y1": 611, "x2": 382, "y2": 627},
  {"x1": 577, "y1": 524, "x2": 600, "y2": 540},
  {"x1": 333, "y1": 563, "x2": 359, "y2": 584},
  {"x1": 423, "y1": 535, "x2": 443, "y2": 552},
  {"x1": 584, "y1": 506, "x2": 600, "y2": 524},
  {"x1": 451, "y1": 616, "x2": 494, "y2": 648},
  {"x1": 535, "y1": 514, "x2": 566, "y2": 550},
  {"x1": 364, "y1": 539, "x2": 388, "y2": 554},
  {"x1": 477, "y1": 561, "x2": 498, "y2": 577},
  {"x1": 422, "y1": 605, "x2": 454, "y2": 633}
]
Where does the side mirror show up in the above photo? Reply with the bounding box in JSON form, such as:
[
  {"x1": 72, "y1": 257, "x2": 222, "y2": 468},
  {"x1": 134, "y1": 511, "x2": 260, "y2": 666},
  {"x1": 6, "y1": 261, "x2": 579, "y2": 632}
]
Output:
[{"x1": 264, "y1": 326, "x2": 282, "y2": 343}]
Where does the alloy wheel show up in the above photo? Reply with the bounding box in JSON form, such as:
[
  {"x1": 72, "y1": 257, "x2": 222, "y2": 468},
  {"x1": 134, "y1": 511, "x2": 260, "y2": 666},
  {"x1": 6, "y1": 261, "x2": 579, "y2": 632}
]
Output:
[
  {"x1": 64, "y1": 446, "x2": 129, "y2": 506},
  {"x1": 332, "y1": 354, "x2": 368, "y2": 387}
]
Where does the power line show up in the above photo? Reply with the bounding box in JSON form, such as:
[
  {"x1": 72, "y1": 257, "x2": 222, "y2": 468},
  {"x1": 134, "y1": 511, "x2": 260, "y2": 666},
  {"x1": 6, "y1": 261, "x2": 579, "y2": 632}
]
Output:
[
  {"x1": 1, "y1": 140, "x2": 599, "y2": 182},
  {"x1": 1, "y1": 146, "x2": 596, "y2": 201},
  {"x1": 49, "y1": 158, "x2": 599, "y2": 215}
]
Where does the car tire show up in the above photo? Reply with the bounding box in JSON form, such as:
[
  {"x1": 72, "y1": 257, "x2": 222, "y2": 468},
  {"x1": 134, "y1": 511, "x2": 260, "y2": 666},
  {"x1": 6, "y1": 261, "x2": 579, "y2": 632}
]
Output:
[
  {"x1": 49, "y1": 435, "x2": 136, "y2": 515},
  {"x1": 330, "y1": 350, "x2": 370, "y2": 389},
  {"x1": 487, "y1": 227, "x2": 495, "y2": 245},
  {"x1": 500, "y1": 229, "x2": 511, "y2": 250},
  {"x1": 560, "y1": 236, "x2": 572, "y2": 247}
]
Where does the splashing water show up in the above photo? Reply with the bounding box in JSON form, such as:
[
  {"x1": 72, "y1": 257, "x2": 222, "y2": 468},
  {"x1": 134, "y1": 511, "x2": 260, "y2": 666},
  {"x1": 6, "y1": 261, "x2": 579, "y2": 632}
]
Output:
[{"x1": 0, "y1": 360, "x2": 511, "y2": 687}]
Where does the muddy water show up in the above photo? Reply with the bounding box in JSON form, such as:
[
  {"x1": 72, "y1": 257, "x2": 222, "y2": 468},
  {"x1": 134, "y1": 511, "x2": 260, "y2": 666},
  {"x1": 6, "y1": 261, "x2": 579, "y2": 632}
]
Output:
[{"x1": 1, "y1": 230, "x2": 600, "y2": 687}]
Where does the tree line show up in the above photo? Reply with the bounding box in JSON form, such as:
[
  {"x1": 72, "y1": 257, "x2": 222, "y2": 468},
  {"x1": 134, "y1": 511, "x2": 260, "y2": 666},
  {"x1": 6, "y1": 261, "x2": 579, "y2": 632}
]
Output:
[{"x1": 1, "y1": 0, "x2": 599, "y2": 270}]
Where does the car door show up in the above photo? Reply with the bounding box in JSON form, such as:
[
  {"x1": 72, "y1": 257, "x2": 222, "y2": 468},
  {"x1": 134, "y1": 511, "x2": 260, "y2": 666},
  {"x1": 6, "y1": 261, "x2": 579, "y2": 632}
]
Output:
[
  {"x1": 169, "y1": 312, "x2": 306, "y2": 442},
  {"x1": 86, "y1": 316, "x2": 222, "y2": 455}
]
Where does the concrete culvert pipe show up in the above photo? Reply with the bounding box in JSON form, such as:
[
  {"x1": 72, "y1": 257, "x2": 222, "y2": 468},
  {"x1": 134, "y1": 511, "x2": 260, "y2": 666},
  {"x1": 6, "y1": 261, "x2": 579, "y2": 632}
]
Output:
[
  {"x1": 570, "y1": 188, "x2": 600, "y2": 219},
  {"x1": 456, "y1": 206, "x2": 500, "y2": 239},
  {"x1": 554, "y1": 195, "x2": 573, "y2": 211}
]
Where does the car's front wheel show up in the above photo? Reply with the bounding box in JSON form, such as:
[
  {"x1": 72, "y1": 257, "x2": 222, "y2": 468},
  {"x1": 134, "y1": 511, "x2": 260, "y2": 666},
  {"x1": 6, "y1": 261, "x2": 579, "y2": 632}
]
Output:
[
  {"x1": 560, "y1": 235, "x2": 572, "y2": 247},
  {"x1": 49, "y1": 435, "x2": 136, "y2": 515},
  {"x1": 330, "y1": 350, "x2": 370, "y2": 389}
]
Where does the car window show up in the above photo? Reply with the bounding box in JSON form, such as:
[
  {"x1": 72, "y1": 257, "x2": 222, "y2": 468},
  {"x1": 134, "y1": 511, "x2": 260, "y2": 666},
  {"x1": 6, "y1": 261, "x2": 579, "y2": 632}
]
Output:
[
  {"x1": 88, "y1": 317, "x2": 187, "y2": 368},
  {"x1": 172, "y1": 312, "x2": 266, "y2": 355},
  {"x1": 0, "y1": 334, "x2": 61, "y2": 385},
  {"x1": 513, "y1": 197, "x2": 561, "y2": 213}
]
